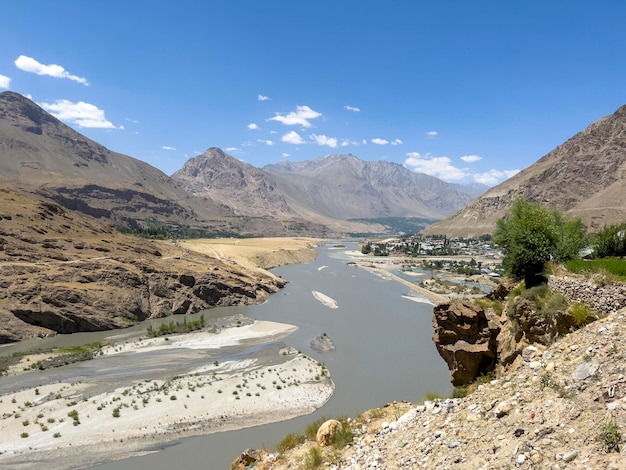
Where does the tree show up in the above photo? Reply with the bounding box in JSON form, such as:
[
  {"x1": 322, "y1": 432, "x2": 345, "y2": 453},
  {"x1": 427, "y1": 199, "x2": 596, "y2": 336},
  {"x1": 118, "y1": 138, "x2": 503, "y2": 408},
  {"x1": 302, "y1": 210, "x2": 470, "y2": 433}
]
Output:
[
  {"x1": 494, "y1": 198, "x2": 586, "y2": 287},
  {"x1": 551, "y1": 211, "x2": 588, "y2": 261},
  {"x1": 592, "y1": 222, "x2": 626, "y2": 258}
]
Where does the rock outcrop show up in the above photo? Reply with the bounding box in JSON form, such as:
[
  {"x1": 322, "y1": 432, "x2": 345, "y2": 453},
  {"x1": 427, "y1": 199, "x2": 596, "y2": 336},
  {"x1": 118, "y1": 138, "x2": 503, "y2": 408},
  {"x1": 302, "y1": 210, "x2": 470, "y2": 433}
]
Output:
[
  {"x1": 432, "y1": 301, "x2": 500, "y2": 386},
  {"x1": 433, "y1": 275, "x2": 619, "y2": 385},
  {"x1": 310, "y1": 333, "x2": 335, "y2": 353}
]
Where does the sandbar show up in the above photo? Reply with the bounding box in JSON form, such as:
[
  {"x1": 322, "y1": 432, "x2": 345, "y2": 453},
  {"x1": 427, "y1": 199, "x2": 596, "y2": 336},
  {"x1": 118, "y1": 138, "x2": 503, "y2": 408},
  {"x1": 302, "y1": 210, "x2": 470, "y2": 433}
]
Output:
[
  {"x1": 0, "y1": 320, "x2": 334, "y2": 470},
  {"x1": 312, "y1": 291, "x2": 339, "y2": 309}
]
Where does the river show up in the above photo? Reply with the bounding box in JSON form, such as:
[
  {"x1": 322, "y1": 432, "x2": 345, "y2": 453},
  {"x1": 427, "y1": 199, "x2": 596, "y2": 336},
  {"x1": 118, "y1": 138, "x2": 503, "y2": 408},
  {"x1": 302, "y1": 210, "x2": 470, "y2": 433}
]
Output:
[{"x1": 2, "y1": 242, "x2": 452, "y2": 469}]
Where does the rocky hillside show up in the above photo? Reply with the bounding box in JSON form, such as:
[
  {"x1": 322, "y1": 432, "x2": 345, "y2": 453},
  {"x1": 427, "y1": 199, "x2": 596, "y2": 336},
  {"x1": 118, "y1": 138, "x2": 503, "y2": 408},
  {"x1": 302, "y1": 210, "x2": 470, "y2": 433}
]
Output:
[
  {"x1": 0, "y1": 189, "x2": 286, "y2": 343},
  {"x1": 172, "y1": 148, "x2": 292, "y2": 217},
  {"x1": 235, "y1": 275, "x2": 626, "y2": 469},
  {"x1": 423, "y1": 104, "x2": 626, "y2": 237}
]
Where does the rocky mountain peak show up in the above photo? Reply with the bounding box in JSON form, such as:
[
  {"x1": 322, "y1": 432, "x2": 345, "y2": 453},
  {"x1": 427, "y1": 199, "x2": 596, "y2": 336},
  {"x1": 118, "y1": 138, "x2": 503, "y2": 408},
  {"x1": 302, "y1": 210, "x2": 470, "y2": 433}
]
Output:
[{"x1": 0, "y1": 91, "x2": 58, "y2": 135}]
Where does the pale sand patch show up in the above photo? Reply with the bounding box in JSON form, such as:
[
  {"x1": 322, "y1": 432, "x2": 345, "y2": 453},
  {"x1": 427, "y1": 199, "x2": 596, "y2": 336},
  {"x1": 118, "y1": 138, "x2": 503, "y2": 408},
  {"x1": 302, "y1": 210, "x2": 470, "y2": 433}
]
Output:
[
  {"x1": 180, "y1": 237, "x2": 320, "y2": 270},
  {"x1": 100, "y1": 320, "x2": 298, "y2": 355},
  {"x1": 312, "y1": 291, "x2": 339, "y2": 309},
  {"x1": 402, "y1": 271, "x2": 424, "y2": 277},
  {"x1": 0, "y1": 322, "x2": 334, "y2": 469},
  {"x1": 401, "y1": 294, "x2": 436, "y2": 306},
  {"x1": 358, "y1": 264, "x2": 449, "y2": 305}
]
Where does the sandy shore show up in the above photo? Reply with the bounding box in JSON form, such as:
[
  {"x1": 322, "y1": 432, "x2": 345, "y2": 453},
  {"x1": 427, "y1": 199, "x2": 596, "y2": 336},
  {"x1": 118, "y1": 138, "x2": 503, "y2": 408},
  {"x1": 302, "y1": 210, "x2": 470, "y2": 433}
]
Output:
[
  {"x1": 359, "y1": 264, "x2": 450, "y2": 305},
  {"x1": 0, "y1": 321, "x2": 334, "y2": 469}
]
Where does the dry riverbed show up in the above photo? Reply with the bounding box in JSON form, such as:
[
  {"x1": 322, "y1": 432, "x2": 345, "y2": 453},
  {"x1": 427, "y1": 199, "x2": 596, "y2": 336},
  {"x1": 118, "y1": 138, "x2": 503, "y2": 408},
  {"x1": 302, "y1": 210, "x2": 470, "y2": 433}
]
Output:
[{"x1": 0, "y1": 320, "x2": 334, "y2": 469}]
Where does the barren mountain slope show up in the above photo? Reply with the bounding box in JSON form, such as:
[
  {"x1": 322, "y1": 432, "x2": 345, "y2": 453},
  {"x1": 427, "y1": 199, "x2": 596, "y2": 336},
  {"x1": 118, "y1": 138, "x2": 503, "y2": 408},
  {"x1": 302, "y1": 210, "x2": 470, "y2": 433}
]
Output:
[
  {"x1": 263, "y1": 154, "x2": 475, "y2": 220},
  {"x1": 0, "y1": 91, "x2": 236, "y2": 232},
  {"x1": 423, "y1": 104, "x2": 626, "y2": 237}
]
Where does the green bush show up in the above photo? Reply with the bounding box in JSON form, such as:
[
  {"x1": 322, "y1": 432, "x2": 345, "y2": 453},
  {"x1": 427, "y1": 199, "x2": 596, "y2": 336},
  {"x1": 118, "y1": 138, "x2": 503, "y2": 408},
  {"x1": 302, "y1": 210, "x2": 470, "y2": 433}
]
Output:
[
  {"x1": 597, "y1": 416, "x2": 622, "y2": 452},
  {"x1": 304, "y1": 446, "x2": 323, "y2": 469},
  {"x1": 277, "y1": 432, "x2": 305, "y2": 453},
  {"x1": 331, "y1": 422, "x2": 354, "y2": 449},
  {"x1": 452, "y1": 386, "x2": 468, "y2": 398},
  {"x1": 305, "y1": 416, "x2": 329, "y2": 441}
]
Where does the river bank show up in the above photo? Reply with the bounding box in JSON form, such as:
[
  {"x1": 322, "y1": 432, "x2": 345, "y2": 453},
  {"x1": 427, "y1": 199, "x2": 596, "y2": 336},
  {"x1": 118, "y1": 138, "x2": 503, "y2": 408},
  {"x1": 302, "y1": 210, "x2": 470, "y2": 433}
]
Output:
[{"x1": 0, "y1": 320, "x2": 334, "y2": 469}]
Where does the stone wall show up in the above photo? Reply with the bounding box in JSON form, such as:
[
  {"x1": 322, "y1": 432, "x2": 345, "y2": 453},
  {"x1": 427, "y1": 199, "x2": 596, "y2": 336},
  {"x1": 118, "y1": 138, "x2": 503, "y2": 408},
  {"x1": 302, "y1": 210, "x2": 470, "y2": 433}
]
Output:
[{"x1": 548, "y1": 275, "x2": 626, "y2": 314}]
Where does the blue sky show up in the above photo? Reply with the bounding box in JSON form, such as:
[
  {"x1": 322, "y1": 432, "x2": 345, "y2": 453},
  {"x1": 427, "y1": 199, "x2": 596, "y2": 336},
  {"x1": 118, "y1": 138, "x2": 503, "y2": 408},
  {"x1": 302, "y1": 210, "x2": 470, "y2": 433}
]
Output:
[{"x1": 1, "y1": 1, "x2": 625, "y2": 186}]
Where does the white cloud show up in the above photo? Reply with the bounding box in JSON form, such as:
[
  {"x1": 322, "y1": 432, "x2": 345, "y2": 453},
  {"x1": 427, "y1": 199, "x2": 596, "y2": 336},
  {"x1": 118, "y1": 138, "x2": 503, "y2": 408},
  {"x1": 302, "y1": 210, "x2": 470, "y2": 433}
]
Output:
[
  {"x1": 257, "y1": 139, "x2": 275, "y2": 146},
  {"x1": 268, "y1": 105, "x2": 322, "y2": 128},
  {"x1": 311, "y1": 134, "x2": 338, "y2": 148},
  {"x1": 225, "y1": 147, "x2": 239, "y2": 152},
  {"x1": 282, "y1": 152, "x2": 291, "y2": 158},
  {"x1": 344, "y1": 105, "x2": 360, "y2": 112},
  {"x1": 473, "y1": 169, "x2": 520, "y2": 185},
  {"x1": 257, "y1": 94, "x2": 270, "y2": 101},
  {"x1": 461, "y1": 155, "x2": 482, "y2": 163},
  {"x1": 0, "y1": 74, "x2": 11, "y2": 89},
  {"x1": 161, "y1": 146, "x2": 176, "y2": 151},
  {"x1": 15, "y1": 55, "x2": 88, "y2": 85},
  {"x1": 404, "y1": 153, "x2": 467, "y2": 180},
  {"x1": 391, "y1": 138, "x2": 403, "y2": 146},
  {"x1": 281, "y1": 131, "x2": 305, "y2": 145},
  {"x1": 247, "y1": 123, "x2": 259, "y2": 130},
  {"x1": 39, "y1": 99, "x2": 117, "y2": 128},
  {"x1": 426, "y1": 131, "x2": 438, "y2": 138},
  {"x1": 371, "y1": 138, "x2": 389, "y2": 145}
]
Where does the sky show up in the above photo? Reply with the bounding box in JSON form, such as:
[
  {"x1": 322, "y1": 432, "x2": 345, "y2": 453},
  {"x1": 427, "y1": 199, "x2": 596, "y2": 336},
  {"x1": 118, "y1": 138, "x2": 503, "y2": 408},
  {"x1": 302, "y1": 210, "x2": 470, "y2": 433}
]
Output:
[{"x1": 1, "y1": 1, "x2": 625, "y2": 187}]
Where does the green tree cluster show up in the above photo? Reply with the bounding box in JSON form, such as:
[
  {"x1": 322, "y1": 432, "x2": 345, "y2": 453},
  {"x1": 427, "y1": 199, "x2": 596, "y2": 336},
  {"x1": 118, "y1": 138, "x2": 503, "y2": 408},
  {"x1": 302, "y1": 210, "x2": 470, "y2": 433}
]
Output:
[
  {"x1": 494, "y1": 198, "x2": 587, "y2": 287},
  {"x1": 592, "y1": 222, "x2": 626, "y2": 258}
]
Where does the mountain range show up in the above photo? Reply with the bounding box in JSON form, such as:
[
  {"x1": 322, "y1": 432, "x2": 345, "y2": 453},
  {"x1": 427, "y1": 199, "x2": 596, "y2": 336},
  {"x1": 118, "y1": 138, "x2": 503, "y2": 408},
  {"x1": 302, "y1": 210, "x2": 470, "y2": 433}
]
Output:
[
  {"x1": 424, "y1": 104, "x2": 626, "y2": 237},
  {"x1": 172, "y1": 149, "x2": 477, "y2": 234},
  {"x1": 2, "y1": 90, "x2": 625, "y2": 240},
  {"x1": 0, "y1": 91, "x2": 477, "y2": 236}
]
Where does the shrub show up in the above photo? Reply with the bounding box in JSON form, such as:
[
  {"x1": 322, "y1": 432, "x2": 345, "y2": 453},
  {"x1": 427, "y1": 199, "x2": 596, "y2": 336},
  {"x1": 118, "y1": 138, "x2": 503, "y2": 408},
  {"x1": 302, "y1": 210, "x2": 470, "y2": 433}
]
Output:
[
  {"x1": 305, "y1": 416, "x2": 328, "y2": 441},
  {"x1": 304, "y1": 446, "x2": 323, "y2": 469},
  {"x1": 597, "y1": 416, "x2": 622, "y2": 452},
  {"x1": 277, "y1": 432, "x2": 305, "y2": 453},
  {"x1": 452, "y1": 386, "x2": 468, "y2": 398},
  {"x1": 568, "y1": 302, "x2": 598, "y2": 323},
  {"x1": 331, "y1": 422, "x2": 354, "y2": 449}
]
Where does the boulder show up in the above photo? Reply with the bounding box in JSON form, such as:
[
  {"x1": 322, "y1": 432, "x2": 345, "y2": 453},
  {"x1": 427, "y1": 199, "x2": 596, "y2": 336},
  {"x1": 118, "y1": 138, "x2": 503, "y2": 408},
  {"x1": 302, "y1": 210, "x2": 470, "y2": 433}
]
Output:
[
  {"x1": 230, "y1": 448, "x2": 262, "y2": 470},
  {"x1": 316, "y1": 419, "x2": 343, "y2": 446}
]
